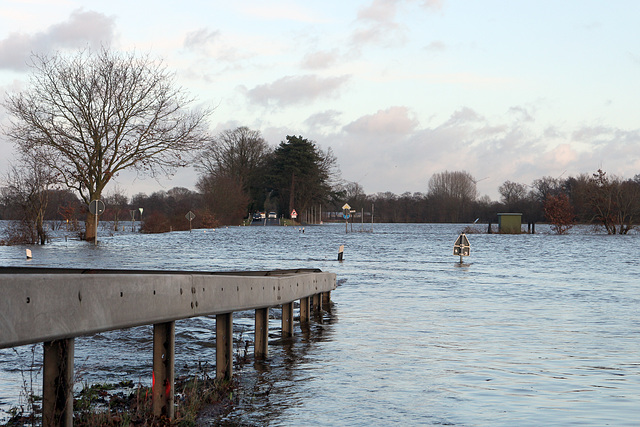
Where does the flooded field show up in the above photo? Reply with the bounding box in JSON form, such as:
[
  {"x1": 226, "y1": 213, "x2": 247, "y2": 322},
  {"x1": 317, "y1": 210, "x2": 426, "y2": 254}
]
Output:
[{"x1": 1, "y1": 222, "x2": 639, "y2": 425}]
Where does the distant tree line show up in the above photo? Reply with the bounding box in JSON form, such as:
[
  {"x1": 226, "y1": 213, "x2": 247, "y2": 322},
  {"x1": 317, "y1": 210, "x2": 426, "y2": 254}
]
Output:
[{"x1": 337, "y1": 169, "x2": 640, "y2": 234}]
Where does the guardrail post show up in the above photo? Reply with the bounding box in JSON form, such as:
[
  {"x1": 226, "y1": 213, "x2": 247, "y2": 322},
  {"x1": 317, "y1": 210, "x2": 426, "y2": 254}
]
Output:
[
  {"x1": 43, "y1": 338, "x2": 74, "y2": 427},
  {"x1": 255, "y1": 308, "x2": 269, "y2": 359},
  {"x1": 282, "y1": 302, "x2": 294, "y2": 337},
  {"x1": 300, "y1": 296, "x2": 310, "y2": 323},
  {"x1": 312, "y1": 293, "x2": 322, "y2": 311},
  {"x1": 216, "y1": 312, "x2": 233, "y2": 380},
  {"x1": 322, "y1": 291, "x2": 331, "y2": 309},
  {"x1": 152, "y1": 321, "x2": 175, "y2": 419}
]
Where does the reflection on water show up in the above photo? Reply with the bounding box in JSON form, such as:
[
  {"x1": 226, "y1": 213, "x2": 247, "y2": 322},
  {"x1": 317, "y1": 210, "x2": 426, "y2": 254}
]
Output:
[{"x1": 1, "y1": 222, "x2": 640, "y2": 425}]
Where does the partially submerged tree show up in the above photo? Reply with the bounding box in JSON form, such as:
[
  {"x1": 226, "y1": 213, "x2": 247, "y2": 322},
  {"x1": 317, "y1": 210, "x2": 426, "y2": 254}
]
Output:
[
  {"x1": 543, "y1": 193, "x2": 575, "y2": 234},
  {"x1": 3, "y1": 46, "x2": 212, "y2": 241},
  {"x1": 586, "y1": 169, "x2": 640, "y2": 234},
  {"x1": 1, "y1": 150, "x2": 59, "y2": 244},
  {"x1": 196, "y1": 127, "x2": 270, "y2": 215}
]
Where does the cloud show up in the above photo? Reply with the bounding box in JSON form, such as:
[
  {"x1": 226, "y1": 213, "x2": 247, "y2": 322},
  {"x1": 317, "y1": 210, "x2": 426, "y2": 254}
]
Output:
[
  {"x1": 304, "y1": 110, "x2": 343, "y2": 130},
  {"x1": 425, "y1": 40, "x2": 446, "y2": 52},
  {"x1": 508, "y1": 106, "x2": 535, "y2": 122},
  {"x1": 329, "y1": 103, "x2": 640, "y2": 199},
  {"x1": 242, "y1": 74, "x2": 350, "y2": 108},
  {"x1": 351, "y1": 0, "x2": 407, "y2": 48},
  {"x1": 0, "y1": 9, "x2": 116, "y2": 71},
  {"x1": 350, "y1": 0, "x2": 444, "y2": 50},
  {"x1": 300, "y1": 49, "x2": 341, "y2": 70},
  {"x1": 344, "y1": 106, "x2": 418, "y2": 135},
  {"x1": 420, "y1": 0, "x2": 444, "y2": 11},
  {"x1": 183, "y1": 28, "x2": 221, "y2": 52},
  {"x1": 357, "y1": 0, "x2": 401, "y2": 23},
  {"x1": 442, "y1": 107, "x2": 484, "y2": 126}
]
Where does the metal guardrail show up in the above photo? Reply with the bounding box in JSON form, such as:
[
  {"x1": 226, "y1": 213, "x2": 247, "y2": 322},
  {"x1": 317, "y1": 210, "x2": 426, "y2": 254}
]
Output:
[{"x1": 0, "y1": 266, "x2": 336, "y2": 425}]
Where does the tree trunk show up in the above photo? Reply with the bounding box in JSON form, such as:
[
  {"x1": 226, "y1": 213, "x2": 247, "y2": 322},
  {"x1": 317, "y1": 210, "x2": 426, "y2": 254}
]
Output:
[{"x1": 85, "y1": 211, "x2": 97, "y2": 242}]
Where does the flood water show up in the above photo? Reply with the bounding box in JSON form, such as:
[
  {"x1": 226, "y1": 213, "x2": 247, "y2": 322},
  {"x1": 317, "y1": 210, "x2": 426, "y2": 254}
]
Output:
[{"x1": 1, "y1": 222, "x2": 639, "y2": 425}]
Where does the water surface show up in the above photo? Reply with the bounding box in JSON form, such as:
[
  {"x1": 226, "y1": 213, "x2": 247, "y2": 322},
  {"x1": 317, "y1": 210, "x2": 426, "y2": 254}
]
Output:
[{"x1": 1, "y1": 222, "x2": 639, "y2": 425}]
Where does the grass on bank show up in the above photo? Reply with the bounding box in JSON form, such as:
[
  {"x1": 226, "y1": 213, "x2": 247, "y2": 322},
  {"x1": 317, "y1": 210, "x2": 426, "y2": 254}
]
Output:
[{"x1": 3, "y1": 372, "x2": 237, "y2": 427}]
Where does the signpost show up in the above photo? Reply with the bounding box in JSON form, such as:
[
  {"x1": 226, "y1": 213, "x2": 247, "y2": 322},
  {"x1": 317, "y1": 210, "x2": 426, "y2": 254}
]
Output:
[
  {"x1": 291, "y1": 209, "x2": 298, "y2": 220},
  {"x1": 185, "y1": 210, "x2": 196, "y2": 232},
  {"x1": 88, "y1": 199, "x2": 106, "y2": 246},
  {"x1": 342, "y1": 203, "x2": 351, "y2": 233},
  {"x1": 453, "y1": 233, "x2": 470, "y2": 263}
]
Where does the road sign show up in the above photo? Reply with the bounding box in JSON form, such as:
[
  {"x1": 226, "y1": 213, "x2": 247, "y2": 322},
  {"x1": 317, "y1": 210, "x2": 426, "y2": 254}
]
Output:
[
  {"x1": 342, "y1": 203, "x2": 351, "y2": 210},
  {"x1": 291, "y1": 209, "x2": 298, "y2": 219},
  {"x1": 88, "y1": 199, "x2": 105, "y2": 216},
  {"x1": 185, "y1": 210, "x2": 196, "y2": 232},
  {"x1": 453, "y1": 233, "x2": 470, "y2": 256}
]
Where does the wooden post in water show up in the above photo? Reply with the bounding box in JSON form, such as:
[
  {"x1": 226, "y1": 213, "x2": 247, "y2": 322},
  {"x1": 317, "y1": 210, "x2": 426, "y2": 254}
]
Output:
[
  {"x1": 300, "y1": 296, "x2": 310, "y2": 324},
  {"x1": 255, "y1": 308, "x2": 269, "y2": 359},
  {"x1": 282, "y1": 302, "x2": 294, "y2": 337},
  {"x1": 312, "y1": 293, "x2": 322, "y2": 311},
  {"x1": 43, "y1": 338, "x2": 74, "y2": 427},
  {"x1": 152, "y1": 321, "x2": 175, "y2": 419},
  {"x1": 322, "y1": 291, "x2": 331, "y2": 309},
  {"x1": 216, "y1": 313, "x2": 233, "y2": 380}
]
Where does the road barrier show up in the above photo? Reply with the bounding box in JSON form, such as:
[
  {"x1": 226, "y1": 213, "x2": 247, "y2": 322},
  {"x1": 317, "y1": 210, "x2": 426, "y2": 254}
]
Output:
[{"x1": 0, "y1": 266, "x2": 336, "y2": 425}]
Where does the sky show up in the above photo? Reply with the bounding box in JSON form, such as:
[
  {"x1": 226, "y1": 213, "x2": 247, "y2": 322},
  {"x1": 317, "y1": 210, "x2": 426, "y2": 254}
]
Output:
[{"x1": 1, "y1": 0, "x2": 639, "y2": 201}]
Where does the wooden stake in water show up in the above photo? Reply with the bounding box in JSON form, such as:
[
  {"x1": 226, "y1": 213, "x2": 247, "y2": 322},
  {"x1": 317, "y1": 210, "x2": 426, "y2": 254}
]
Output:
[{"x1": 338, "y1": 245, "x2": 344, "y2": 261}]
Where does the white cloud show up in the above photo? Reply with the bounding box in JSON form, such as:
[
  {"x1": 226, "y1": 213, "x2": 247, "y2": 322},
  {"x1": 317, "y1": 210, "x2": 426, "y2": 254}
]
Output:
[
  {"x1": 0, "y1": 9, "x2": 116, "y2": 71},
  {"x1": 344, "y1": 106, "x2": 418, "y2": 135},
  {"x1": 300, "y1": 49, "x2": 341, "y2": 70},
  {"x1": 304, "y1": 110, "x2": 343, "y2": 131},
  {"x1": 350, "y1": 0, "x2": 407, "y2": 48},
  {"x1": 183, "y1": 28, "x2": 221, "y2": 52},
  {"x1": 241, "y1": 74, "x2": 350, "y2": 108}
]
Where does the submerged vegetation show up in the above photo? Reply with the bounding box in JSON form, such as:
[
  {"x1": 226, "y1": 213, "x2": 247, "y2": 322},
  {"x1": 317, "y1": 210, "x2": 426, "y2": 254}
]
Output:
[{"x1": 2, "y1": 356, "x2": 240, "y2": 427}]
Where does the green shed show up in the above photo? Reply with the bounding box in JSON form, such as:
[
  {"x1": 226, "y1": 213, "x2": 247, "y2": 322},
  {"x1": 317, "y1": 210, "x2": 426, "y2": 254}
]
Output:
[{"x1": 498, "y1": 213, "x2": 522, "y2": 234}]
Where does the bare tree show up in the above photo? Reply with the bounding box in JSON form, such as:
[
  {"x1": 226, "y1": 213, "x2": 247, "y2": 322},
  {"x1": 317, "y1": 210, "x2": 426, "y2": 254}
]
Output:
[
  {"x1": 498, "y1": 180, "x2": 528, "y2": 209},
  {"x1": 1, "y1": 150, "x2": 59, "y2": 244},
  {"x1": 103, "y1": 187, "x2": 129, "y2": 231},
  {"x1": 427, "y1": 170, "x2": 478, "y2": 222},
  {"x1": 428, "y1": 170, "x2": 478, "y2": 201},
  {"x1": 196, "y1": 126, "x2": 270, "y2": 215},
  {"x1": 3, "y1": 46, "x2": 212, "y2": 241},
  {"x1": 196, "y1": 127, "x2": 269, "y2": 185}
]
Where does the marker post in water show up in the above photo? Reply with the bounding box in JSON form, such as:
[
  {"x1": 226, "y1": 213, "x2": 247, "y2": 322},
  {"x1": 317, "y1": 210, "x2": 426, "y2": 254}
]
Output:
[
  {"x1": 453, "y1": 233, "x2": 470, "y2": 263},
  {"x1": 338, "y1": 245, "x2": 344, "y2": 261}
]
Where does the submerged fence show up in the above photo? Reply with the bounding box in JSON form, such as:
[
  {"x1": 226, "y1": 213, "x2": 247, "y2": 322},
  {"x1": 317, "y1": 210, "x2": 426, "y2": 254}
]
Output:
[{"x1": 0, "y1": 266, "x2": 336, "y2": 425}]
